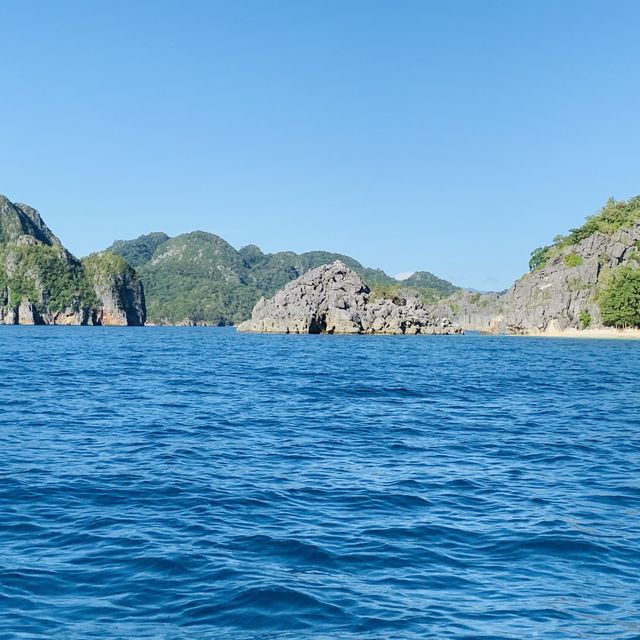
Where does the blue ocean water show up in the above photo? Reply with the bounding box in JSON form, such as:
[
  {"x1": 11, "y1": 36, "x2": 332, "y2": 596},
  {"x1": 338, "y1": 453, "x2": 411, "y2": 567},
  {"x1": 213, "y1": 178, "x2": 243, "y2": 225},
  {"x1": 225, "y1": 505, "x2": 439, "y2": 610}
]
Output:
[{"x1": 1, "y1": 327, "x2": 639, "y2": 639}]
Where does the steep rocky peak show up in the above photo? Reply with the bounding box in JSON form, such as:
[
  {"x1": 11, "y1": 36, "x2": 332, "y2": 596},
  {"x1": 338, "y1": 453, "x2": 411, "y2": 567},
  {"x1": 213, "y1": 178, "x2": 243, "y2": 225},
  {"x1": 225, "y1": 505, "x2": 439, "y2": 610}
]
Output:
[
  {"x1": 14, "y1": 202, "x2": 61, "y2": 245},
  {"x1": 0, "y1": 195, "x2": 60, "y2": 246},
  {"x1": 279, "y1": 260, "x2": 369, "y2": 297}
]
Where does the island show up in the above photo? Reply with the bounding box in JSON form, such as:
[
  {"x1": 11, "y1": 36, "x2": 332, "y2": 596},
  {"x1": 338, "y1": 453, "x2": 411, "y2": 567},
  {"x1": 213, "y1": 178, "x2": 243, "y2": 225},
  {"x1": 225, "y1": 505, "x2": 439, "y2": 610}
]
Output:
[{"x1": 237, "y1": 261, "x2": 461, "y2": 335}]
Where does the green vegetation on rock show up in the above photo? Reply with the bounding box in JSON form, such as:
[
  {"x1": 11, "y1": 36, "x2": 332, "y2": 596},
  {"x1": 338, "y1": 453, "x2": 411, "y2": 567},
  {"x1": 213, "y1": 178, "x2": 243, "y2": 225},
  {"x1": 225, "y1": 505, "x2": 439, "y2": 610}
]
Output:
[
  {"x1": 563, "y1": 252, "x2": 583, "y2": 267},
  {"x1": 562, "y1": 196, "x2": 640, "y2": 243},
  {"x1": 579, "y1": 309, "x2": 592, "y2": 329},
  {"x1": 83, "y1": 251, "x2": 142, "y2": 281},
  {"x1": 596, "y1": 266, "x2": 640, "y2": 328},
  {"x1": 82, "y1": 251, "x2": 142, "y2": 313},
  {"x1": 369, "y1": 284, "x2": 406, "y2": 305},
  {"x1": 0, "y1": 241, "x2": 95, "y2": 312},
  {"x1": 528, "y1": 246, "x2": 552, "y2": 271},
  {"x1": 529, "y1": 196, "x2": 640, "y2": 271},
  {"x1": 107, "y1": 232, "x2": 170, "y2": 267},
  {"x1": 1, "y1": 194, "x2": 146, "y2": 325}
]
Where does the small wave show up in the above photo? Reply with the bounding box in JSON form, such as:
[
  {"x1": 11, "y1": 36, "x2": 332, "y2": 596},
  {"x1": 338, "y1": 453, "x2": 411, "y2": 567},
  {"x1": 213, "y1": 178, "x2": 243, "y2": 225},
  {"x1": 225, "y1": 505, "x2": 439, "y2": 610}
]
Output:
[{"x1": 1, "y1": 327, "x2": 639, "y2": 638}]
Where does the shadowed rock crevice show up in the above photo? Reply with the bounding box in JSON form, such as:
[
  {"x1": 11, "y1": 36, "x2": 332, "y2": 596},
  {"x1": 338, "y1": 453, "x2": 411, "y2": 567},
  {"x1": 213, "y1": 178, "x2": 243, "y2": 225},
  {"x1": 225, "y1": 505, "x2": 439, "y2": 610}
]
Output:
[{"x1": 309, "y1": 314, "x2": 328, "y2": 334}]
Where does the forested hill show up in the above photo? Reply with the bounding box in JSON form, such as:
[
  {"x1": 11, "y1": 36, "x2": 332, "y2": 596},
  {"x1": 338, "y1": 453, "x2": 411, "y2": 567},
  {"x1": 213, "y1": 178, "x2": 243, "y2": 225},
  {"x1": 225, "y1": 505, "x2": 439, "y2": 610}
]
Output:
[{"x1": 106, "y1": 232, "x2": 460, "y2": 325}]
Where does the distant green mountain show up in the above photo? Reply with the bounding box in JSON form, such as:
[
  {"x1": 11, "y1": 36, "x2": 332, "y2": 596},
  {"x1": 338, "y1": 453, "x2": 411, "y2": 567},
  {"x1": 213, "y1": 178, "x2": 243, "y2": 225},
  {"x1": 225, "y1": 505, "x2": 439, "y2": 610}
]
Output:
[
  {"x1": 108, "y1": 232, "x2": 170, "y2": 268},
  {"x1": 402, "y1": 271, "x2": 460, "y2": 299},
  {"x1": 106, "y1": 232, "x2": 460, "y2": 325}
]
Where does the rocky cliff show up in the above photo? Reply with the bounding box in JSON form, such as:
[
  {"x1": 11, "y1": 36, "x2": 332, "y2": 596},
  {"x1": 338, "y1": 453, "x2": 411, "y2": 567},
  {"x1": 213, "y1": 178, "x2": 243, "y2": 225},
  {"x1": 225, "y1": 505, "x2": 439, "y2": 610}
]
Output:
[
  {"x1": 237, "y1": 261, "x2": 461, "y2": 335},
  {"x1": 0, "y1": 194, "x2": 145, "y2": 325},
  {"x1": 82, "y1": 252, "x2": 146, "y2": 326},
  {"x1": 434, "y1": 196, "x2": 640, "y2": 334},
  {"x1": 430, "y1": 291, "x2": 503, "y2": 332}
]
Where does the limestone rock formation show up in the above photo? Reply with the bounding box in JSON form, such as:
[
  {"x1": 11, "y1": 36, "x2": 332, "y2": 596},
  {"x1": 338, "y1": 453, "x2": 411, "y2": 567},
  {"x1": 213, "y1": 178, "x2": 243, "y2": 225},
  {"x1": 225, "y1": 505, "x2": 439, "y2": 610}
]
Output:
[
  {"x1": 237, "y1": 261, "x2": 461, "y2": 335},
  {"x1": 433, "y1": 219, "x2": 640, "y2": 334},
  {"x1": 0, "y1": 194, "x2": 146, "y2": 326},
  {"x1": 430, "y1": 291, "x2": 503, "y2": 332},
  {"x1": 83, "y1": 252, "x2": 146, "y2": 326},
  {"x1": 499, "y1": 223, "x2": 640, "y2": 333}
]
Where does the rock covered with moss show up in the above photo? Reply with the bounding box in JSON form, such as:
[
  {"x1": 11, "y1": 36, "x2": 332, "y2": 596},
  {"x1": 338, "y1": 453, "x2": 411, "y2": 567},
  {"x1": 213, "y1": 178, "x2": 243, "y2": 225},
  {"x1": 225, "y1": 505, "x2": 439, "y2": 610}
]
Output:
[
  {"x1": 0, "y1": 194, "x2": 145, "y2": 325},
  {"x1": 237, "y1": 261, "x2": 461, "y2": 335}
]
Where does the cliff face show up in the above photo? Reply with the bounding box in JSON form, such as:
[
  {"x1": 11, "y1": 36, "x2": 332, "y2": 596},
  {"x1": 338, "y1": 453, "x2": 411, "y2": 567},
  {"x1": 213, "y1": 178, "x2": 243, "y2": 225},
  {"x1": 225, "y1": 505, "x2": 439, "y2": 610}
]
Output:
[
  {"x1": 238, "y1": 261, "x2": 461, "y2": 335},
  {"x1": 82, "y1": 252, "x2": 146, "y2": 326},
  {"x1": 430, "y1": 291, "x2": 503, "y2": 332},
  {"x1": 499, "y1": 222, "x2": 640, "y2": 333},
  {"x1": 0, "y1": 194, "x2": 146, "y2": 326},
  {"x1": 435, "y1": 204, "x2": 640, "y2": 334}
]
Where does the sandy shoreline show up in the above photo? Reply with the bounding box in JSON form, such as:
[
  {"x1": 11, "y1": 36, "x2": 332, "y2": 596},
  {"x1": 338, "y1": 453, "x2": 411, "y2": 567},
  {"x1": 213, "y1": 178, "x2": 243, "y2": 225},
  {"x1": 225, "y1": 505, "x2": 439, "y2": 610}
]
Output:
[{"x1": 517, "y1": 327, "x2": 640, "y2": 340}]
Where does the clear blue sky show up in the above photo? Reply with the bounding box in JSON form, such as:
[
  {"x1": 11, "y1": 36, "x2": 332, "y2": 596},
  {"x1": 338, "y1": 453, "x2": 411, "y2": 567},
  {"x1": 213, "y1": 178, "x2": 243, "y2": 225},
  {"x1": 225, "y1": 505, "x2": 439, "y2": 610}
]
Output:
[{"x1": 1, "y1": 0, "x2": 639, "y2": 290}]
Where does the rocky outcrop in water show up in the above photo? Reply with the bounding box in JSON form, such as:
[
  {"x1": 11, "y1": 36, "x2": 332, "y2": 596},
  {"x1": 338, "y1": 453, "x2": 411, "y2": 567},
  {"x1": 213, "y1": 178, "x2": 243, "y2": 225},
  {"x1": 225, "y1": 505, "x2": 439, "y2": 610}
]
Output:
[
  {"x1": 83, "y1": 252, "x2": 146, "y2": 326},
  {"x1": 237, "y1": 261, "x2": 461, "y2": 335},
  {"x1": 0, "y1": 194, "x2": 146, "y2": 326}
]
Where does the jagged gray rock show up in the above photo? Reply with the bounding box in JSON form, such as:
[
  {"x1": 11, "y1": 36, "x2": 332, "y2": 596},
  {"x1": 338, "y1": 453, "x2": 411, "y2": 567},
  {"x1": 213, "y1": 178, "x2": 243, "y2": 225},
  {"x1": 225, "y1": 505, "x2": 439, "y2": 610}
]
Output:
[
  {"x1": 433, "y1": 222, "x2": 640, "y2": 334},
  {"x1": 237, "y1": 261, "x2": 461, "y2": 335},
  {"x1": 430, "y1": 291, "x2": 503, "y2": 332},
  {"x1": 0, "y1": 195, "x2": 61, "y2": 245}
]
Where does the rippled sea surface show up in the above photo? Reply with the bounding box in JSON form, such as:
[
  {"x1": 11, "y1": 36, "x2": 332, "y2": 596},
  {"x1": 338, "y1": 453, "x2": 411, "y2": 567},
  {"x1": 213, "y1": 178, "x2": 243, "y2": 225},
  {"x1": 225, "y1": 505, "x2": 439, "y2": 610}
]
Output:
[{"x1": 1, "y1": 327, "x2": 640, "y2": 639}]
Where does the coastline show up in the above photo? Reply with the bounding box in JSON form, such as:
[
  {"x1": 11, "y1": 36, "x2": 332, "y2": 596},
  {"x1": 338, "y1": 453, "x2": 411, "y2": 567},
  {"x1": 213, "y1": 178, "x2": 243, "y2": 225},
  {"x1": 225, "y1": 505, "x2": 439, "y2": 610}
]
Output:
[{"x1": 520, "y1": 327, "x2": 640, "y2": 340}]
